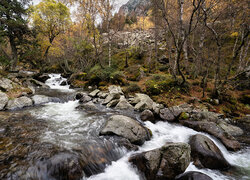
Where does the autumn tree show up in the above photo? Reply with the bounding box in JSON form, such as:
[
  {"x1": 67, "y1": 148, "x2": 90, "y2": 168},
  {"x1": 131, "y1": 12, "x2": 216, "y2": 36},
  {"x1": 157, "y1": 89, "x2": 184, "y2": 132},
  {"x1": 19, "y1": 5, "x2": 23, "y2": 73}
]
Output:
[{"x1": 30, "y1": 0, "x2": 71, "y2": 62}]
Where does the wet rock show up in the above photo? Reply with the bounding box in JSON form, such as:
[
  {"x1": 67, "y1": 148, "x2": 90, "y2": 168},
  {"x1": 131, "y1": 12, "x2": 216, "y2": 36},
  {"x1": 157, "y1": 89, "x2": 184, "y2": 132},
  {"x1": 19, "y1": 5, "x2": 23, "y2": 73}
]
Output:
[
  {"x1": 189, "y1": 134, "x2": 231, "y2": 170},
  {"x1": 79, "y1": 95, "x2": 92, "y2": 103},
  {"x1": 97, "y1": 92, "x2": 108, "y2": 99},
  {"x1": 76, "y1": 101, "x2": 98, "y2": 111},
  {"x1": 6, "y1": 96, "x2": 33, "y2": 110},
  {"x1": 75, "y1": 92, "x2": 87, "y2": 100},
  {"x1": 31, "y1": 95, "x2": 51, "y2": 105},
  {"x1": 175, "y1": 171, "x2": 213, "y2": 180},
  {"x1": 26, "y1": 152, "x2": 84, "y2": 180},
  {"x1": 160, "y1": 104, "x2": 192, "y2": 122},
  {"x1": 106, "y1": 99, "x2": 120, "y2": 108},
  {"x1": 158, "y1": 142, "x2": 191, "y2": 180},
  {"x1": 115, "y1": 97, "x2": 134, "y2": 110},
  {"x1": 129, "y1": 149, "x2": 161, "y2": 180},
  {"x1": 26, "y1": 78, "x2": 49, "y2": 89},
  {"x1": 89, "y1": 89, "x2": 100, "y2": 97},
  {"x1": 0, "y1": 78, "x2": 13, "y2": 91},
  {"x1": 18, "y1": 70, "x2": 38, "y2": 78},
  {"x1": 181, "y1": 120, "x2": 241, "y2": 151},
  {"x1": 75, "y1": 141, "x2": 124, "y2": 176},
  {"x1": 0, "y1": 92, "x2": 8, "y2": 110},
  {"x1": 102, "y1": 93, "x2": 120, "y2": 105},
  {"x1": 60, "y1": 80, "x2": 67, "y2": 86},
  {"x1": 33, "y1": 73, "x2": 50, "y2": 83},
  {"x1": 129, "y1": 142, "x2": 191, "y2": 180},
  {"x1": 140, "y1": 110, "x2": 155, "y2": 122},
  {"x1": 100, "y1": 115, "x2": 151, "y2": 145},
  {"x1": 132, "y1": 93, "x2": 154, "y2": 111},
  {"x1": 105, "y1": 136, "x2": 139, "y2": 151}
]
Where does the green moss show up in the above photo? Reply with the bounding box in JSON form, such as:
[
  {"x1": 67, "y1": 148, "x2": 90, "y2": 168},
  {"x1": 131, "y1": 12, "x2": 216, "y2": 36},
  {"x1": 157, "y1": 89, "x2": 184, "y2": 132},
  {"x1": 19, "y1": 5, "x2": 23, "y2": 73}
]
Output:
[{"x1": 178, "y1": 112, "x2": 189, "y2": 120}]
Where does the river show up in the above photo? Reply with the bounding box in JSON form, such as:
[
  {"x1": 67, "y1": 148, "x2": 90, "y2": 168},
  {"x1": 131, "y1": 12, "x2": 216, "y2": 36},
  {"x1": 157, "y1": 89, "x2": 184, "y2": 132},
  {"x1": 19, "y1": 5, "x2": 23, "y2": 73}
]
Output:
[{"x1": 0, "y1": 74, "x2": 249, "y2": 180}]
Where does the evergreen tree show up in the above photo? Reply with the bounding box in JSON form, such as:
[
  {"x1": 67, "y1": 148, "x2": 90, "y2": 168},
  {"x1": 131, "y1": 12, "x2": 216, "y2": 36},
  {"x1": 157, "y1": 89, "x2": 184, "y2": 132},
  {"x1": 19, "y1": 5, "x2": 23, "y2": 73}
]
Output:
[{"x1": 0, "y1": 0, "x2": 30, "y2": 70}]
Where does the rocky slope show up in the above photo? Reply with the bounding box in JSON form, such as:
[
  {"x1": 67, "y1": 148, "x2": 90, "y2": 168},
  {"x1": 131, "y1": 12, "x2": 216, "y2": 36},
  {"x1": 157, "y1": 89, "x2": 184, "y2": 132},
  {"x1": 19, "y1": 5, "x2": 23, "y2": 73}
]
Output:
[{"x1": 118, "y1": 0, "x2": 151, "y2": 16}]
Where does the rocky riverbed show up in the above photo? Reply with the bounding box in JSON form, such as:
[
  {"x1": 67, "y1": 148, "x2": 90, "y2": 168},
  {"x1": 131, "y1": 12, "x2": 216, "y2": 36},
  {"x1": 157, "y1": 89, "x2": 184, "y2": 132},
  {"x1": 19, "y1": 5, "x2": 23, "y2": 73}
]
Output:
[{"x1": 0, "y1": 73, "x2": 249, "y2": 180}]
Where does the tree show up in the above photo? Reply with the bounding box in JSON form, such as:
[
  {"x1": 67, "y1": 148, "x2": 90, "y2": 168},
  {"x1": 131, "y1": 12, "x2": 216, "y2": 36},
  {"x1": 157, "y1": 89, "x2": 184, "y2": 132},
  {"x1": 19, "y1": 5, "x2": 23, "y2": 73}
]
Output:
[
  {"x1": 0, "y1": 0, "x2": 30, "y2": 70},
  {"x1": 30, "y1": 0, "x2": 71, "y2": 62}
]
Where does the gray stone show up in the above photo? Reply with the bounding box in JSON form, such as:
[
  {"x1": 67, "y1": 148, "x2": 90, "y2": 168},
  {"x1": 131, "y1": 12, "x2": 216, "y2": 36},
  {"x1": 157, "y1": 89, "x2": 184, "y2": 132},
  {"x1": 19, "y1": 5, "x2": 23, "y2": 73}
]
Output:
[
  {"x1": 79, "y1": 95, "x2": 92, "y2": 103},
  {"x1": 108, "y1": 85, "x2": 123, "y2": 95},
  {"x1": 97, "y1": 92, "x2": 108, "y2": 99},
  {"x1": 115, "y1": 97, "x2": 134, "y2": 110},
  {"x1": 89, "y1": 89, "x2": 100, "y2": 97},
  {"x1": 31, "y1": 95, "x2": 51, "y2": 105},
  {"x1": 100, "y1": 115, "x2": 151, "y2": 145},
  {"x1": 106, "y1": 99, "x2": 120, "y2": 108},
  {"x1": 129, "y1": 142, "x2": 191, "y2": 180},
  {"x1": 102, "y1": 93, "x2": 120, "y2": 105},
  {"x1": 181, "y1": 120, "x2": 241, "y2": 151},
  {"x1": 26, "y1": 78, "x2": 49, "y2": 89},
  {"x1": 189, "y1": 134, "x2": 231, "y2": 170},
  {"x1": 132, "y1": 94, "x2": 154, "y2": 111},
  {"x1": 140, "y1": 110, "x2": 155, "y2": 122},
  {"x1": 152, "y1": 102, "x2": 164, "y2": 115},
  {"x1": 0, "y1": 78, "x2": 13, "y2": 91},
  {"x1": 7, "y1": 96, "x2": 33, "y2": 110},
  {"x1": 218, "y1": 121, "x2": 244, "y2": 136},
  {"x1": 76, "y1": 101, "x2": 98, "y2": 111},
  {"x1": 0, "y1": 92, "x2": 8, "y2": 110}
]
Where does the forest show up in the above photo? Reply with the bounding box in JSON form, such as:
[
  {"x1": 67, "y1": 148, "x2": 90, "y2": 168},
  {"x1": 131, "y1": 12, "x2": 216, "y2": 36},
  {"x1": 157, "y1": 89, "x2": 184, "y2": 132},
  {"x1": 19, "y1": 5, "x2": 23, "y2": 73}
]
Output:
[{"x1": 0, "y1": 0, "x2": 249, "y2": 179}]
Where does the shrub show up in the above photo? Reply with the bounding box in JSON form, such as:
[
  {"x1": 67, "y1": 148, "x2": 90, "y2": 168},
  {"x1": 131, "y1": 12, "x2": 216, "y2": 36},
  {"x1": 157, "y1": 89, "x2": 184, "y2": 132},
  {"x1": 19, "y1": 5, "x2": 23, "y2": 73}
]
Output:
[
  {"x1": 110, "y1": 71, "x2": 126, "y2": 85},
  {"x1": 125, "y1": 65, "x2": 142, "y2": 81},
  {"x1": 125, "y1": 83, "x2": 142, "y2": 93}
]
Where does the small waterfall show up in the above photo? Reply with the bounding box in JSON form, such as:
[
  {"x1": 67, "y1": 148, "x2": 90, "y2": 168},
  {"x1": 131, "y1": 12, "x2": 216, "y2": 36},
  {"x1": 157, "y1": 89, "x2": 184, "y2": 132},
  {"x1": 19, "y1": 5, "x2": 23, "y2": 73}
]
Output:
[{"x1": 45, "y1": 74, "x2": 73, "y2": 91}]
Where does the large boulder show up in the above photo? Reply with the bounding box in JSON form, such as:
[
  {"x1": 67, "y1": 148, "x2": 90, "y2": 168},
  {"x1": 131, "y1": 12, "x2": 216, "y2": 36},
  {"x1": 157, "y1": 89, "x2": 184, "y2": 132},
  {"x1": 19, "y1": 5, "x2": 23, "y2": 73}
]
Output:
[
  {"x1": 189, "y1": 134, "x2": 231, "y2": 170},
  {"x1": 0, "y1": 78, "x2": 13, "y2": 91},
  {"x1": 100, "y1": 115, "x2": 151, "y2": 145},
  {"x1": 180, "y1": 120, "x2": 241, "y2": 151},
  {"x1": 0, "y1": 92, "x2": 8, "y2": 110},
  {"x1": 158, "y1": 143, "x2": 191, "y2": 180},
  {"x1": 31, "y1": 95, "x2": 51, "y2": 105},
  {"x1": 6, "y1": 96, "x2": 33, "y2": 110},
  {"x1": 129, "y1": 142, "x2": 191, "y2": 180},
  {"x1": 175, "y1": 171, "x2": 213, "y2": 180},
  {"x1": 132, "y1": 93, "x2": 154, "y2": 111}
]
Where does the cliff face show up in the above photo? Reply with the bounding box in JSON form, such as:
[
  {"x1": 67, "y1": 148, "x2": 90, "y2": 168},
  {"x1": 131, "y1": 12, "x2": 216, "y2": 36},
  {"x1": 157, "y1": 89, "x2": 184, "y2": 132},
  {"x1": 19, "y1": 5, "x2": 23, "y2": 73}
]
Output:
[{"x1": 118, "y1": 0, "x2": 151, "y2": 16}]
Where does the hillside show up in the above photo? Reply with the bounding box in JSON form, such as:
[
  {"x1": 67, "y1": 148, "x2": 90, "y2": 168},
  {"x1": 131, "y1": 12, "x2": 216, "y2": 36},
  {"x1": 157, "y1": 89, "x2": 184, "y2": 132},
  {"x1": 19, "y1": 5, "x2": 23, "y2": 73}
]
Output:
[{"x1": 118, "y1": 0, "x2": 151, "y2": 16}]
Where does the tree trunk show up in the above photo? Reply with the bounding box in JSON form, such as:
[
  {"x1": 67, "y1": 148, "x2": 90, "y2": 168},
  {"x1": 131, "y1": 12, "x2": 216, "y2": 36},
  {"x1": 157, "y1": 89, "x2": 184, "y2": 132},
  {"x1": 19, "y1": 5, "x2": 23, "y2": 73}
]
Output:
[{"x1": 9, "y1": 36, "x2": 18, "y2": 71}]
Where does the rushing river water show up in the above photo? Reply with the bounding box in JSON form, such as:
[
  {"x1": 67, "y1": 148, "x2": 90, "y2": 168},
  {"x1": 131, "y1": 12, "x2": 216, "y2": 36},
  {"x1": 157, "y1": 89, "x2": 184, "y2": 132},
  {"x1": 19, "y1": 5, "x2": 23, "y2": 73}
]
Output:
[{"x1": 0, "y1": 74, "x2": 249, "y2": 180}]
